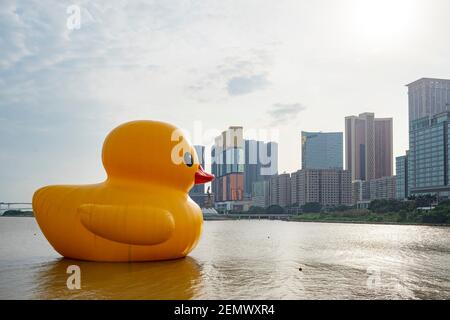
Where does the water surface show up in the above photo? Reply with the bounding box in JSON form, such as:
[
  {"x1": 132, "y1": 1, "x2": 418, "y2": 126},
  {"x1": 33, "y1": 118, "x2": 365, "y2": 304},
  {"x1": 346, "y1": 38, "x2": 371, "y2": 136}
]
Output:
[{"x1": 0, "y1": 217, "x2": 449, "y2": 299}]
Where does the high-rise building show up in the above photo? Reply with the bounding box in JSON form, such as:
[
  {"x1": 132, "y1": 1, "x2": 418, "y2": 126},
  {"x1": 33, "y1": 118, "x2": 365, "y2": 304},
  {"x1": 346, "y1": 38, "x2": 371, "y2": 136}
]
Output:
[
  {"x1": 408, "y1": 111, "x2": 450, "y2": 196},
  {"x1": 244, "y1": 140, "x2": 278, "y2": 198},
  {"x1": 368, "y1": 176, "x2": 396, "y2": 200},
  {"x1": 269, "y1": 173, "x2": 291, "y2": 208},
  {"x1": 407, "y1": 78, "x2": 450, "y2": 122},
  {"x1": 406, "y1": 78, "x2": 450, "y2": 198},
  {"x1": 291, "y1": 169, "x2": 352, "y2": 207},
  {"x1": 301, "y1": 132, "x2": 343, "y2": 170},
  {"x1": 251, "y1": 180, "x2": 270, "y2": 208},
  {"x1": 189, "y1": 145, "x2": 207, "y2": 207},
  {"x1": 345, "y1": 113, "x2": 393, "y2": 181},
  {"x1": 396, "y1": 153, "x2": 409, "y2": 199},
  {"x1": 212, "y1": 126, "x2": 279, "y2": 205},
  {"x1": 352, "y1": 176, "x2": 396, "y2": 203},
  {"x1": 211, "y1": 127, "x2": 245, "y2": 202},
  {"x1": 190, "y1": 145, "x2": 205, "y2": 195},
  {"x1": 352, "y1": 180, "x2": 369, "y2": 205}
]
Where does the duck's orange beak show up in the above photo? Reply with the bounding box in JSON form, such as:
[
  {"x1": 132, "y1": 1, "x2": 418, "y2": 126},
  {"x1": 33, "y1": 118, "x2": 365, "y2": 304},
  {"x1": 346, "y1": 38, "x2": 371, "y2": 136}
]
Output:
[{"x1": 195, "y1": 165, "x2": 214, "y2": 184}]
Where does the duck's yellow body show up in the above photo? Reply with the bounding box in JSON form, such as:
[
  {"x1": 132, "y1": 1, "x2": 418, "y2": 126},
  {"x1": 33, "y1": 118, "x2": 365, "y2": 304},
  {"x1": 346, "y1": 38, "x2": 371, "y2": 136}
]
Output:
[{"x1": 32, "y1": 120, "x2": 213, "y2": 262}]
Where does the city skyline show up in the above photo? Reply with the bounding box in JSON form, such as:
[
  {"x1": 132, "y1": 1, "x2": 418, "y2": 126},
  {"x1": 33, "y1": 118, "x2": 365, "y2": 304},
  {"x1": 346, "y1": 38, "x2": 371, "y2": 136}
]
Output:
[
  {"x1": 189, "y1": 76, "x2": 450, "y2": 209},
  {"x1": 0, "y1": 85, "x2": 441, "y2": 202},
  {"x1": 2, "y1": 1, "x2": 450, "y2": 201}
]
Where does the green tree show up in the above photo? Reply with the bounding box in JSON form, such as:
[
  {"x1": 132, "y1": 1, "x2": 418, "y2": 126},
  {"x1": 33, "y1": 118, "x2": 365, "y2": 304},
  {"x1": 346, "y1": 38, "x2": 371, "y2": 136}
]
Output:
[
  {"x1": 369, "y1": 199, "x2": 413, "y2": 213},
  {"x1": 328, "y1": 205, "x2": 354, "y2": 212},
  {"x1": 266, "y1": 205, "x2": 285, "y2": 215},
  {"x1": 301, "y1": 202, "x2": 322, "y2": 213},
  {"x1": 2, "y1": 210, "x2": 34, "y2": 217},
  {"x1": 422, "y1": 201, "x2": 450, "y2": 224},
  {"x1": 411, "y1": 194, "x2": 437, "y2": 208},
  {"x1": 248, "y1": 206, "x2": 266, "y2": 214}
]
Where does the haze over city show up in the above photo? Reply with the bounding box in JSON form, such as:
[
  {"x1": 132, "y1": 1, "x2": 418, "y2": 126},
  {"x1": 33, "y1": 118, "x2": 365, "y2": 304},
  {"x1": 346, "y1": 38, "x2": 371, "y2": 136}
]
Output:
[{"x1": 1, "y1": 0, "x2": 450, "y2": 201}]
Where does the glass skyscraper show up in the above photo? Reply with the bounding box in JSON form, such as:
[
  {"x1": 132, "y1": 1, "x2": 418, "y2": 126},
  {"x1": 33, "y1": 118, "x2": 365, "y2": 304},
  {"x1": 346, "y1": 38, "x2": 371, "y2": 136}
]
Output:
[
  {"x1": 211, "y1": 127, "x2": 245, "y2": 202},
  {"x1": 395, "y1": 153, "x2": 408, "y2": 199},
  {"x1": 406, "y1": 78, "x2": 450, "y2": 197},
  {"x1": 408, "y1": 112, "x2": 450, "y2": 195},
  {"x1": 301, "y1": 132, "x2": 343, "y2": 170},
  {"x1": 244, "y1": 140, "x2": 278, "y2": 198},
  {"x1": 212, "y1": 127, "x2": 279, "y2": 203}
]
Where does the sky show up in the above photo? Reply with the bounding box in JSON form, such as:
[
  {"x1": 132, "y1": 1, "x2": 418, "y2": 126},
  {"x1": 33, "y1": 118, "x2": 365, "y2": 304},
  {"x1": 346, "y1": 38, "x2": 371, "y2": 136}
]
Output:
[{"x1": 1, "y1": 0, "x2": 450, "y2": 202}]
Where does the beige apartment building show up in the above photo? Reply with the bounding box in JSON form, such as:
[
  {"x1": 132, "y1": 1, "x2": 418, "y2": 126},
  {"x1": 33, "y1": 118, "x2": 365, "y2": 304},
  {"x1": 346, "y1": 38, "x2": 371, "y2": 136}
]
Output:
[
  {"x1": 269, "y1": 173, "x2": 291, "y2": 208},
  {"x1": 291, "y1": 169, "x2": 352, "y2": 207},
  {"x1": 353, "y1": 176, "x2": 397, "y2": 204}
]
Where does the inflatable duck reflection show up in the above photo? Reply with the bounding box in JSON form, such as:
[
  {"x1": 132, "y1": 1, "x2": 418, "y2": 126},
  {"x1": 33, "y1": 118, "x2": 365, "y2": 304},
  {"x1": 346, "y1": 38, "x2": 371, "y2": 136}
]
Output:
[{"x1": 32, "y1": 120, "x2": 214, "y2": 262}]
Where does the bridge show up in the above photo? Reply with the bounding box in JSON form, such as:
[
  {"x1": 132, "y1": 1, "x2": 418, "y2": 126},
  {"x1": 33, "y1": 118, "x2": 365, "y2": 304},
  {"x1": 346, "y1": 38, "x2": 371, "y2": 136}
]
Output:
[{"x1": 0, "y1": 202, "x2": 33, "y2": 215}]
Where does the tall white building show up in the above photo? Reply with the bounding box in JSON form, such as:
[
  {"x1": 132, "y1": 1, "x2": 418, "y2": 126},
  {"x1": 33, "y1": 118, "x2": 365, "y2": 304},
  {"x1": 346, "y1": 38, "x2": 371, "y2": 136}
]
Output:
[{"x1": 407, "y1": 78, "x2": 450, "y2": 122}]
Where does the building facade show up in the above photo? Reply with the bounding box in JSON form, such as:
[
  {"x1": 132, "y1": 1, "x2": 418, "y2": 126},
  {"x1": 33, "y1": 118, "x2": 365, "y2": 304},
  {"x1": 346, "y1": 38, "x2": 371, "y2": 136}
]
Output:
[
  {"x1": 352, "y1": 180, "x2": 369, "y2": 204},
  {"x1": 211, "y1": 127, "x2": 245, "y2": 202},
  {"x1": 301, "y1": 131, "x2": 343, "y2": 170},
  {"x1": 251, "y1": 180, "x2": 270, "y2": 208},
  {"x1": 269, "y1": 173, "x2": 291, "y2": 208},
  {"x1": 396, "y1": 153, "x2": 409, "y2": 199},
  {"x1": 212, "y1": 127, "x2": 278, "y2": 205},
  {"x1": 291, "y1": 169, "x2": 352, "y2": 207},
  {"x1": 190, "y1": 192, "x2": 215, "y2": 209},
  {"x1": 244, "y1": 140, "x2": 278, "y2": 198},
  {"x1": 189, "y1": 145, "x2": 206, "y2": 196},
  {"x1": 215, "y1": 200, "x2": 253, "y2": 213},
  {"x1": 406, "y1": 78, "x2": 450, "y2": 198},
  {"x1": 408, "y1": 111, "x2": 450, "y2": 196},
  {"x1": 189, "y1": 145, "x2": 207, "y2": 208},
  {"x1": 353, "y1": 176, "x2": 396, "y2": 203},
  {"x1": 407, "y1": 78, "x2": 450, "y2": 122},
  {"x1": 368, "y1": 176, "x2": 396, "y2": 200},
  {"x1": 345, "y1": 113, "x2": 393, "y2": 181}
]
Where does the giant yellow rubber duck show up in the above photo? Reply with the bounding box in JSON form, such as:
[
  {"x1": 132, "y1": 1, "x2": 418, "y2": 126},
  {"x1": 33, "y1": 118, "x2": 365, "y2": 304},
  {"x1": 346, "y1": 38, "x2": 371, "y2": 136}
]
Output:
[{"x1": 32, "y1": 120, "x2": 214, "y2": 262}]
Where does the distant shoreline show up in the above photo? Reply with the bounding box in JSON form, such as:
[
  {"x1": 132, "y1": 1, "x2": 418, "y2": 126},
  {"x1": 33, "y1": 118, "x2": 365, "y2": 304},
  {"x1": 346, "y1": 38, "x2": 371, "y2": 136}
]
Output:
[
  {"x1": 0, "y1": 213, "x2": 34, "y2": 218},
  {"x1": 2, "y1": 213, "x2": 449, "y2": 227},
  {"x1": 288, "y1": 218, "x2": 450, "y2": 227},
  {"x1": 204, "y1": 214, "x2": 450, "y2": 227},
  {"x1": 0, "y1": 215, "x2": 34, "y2": 218}
]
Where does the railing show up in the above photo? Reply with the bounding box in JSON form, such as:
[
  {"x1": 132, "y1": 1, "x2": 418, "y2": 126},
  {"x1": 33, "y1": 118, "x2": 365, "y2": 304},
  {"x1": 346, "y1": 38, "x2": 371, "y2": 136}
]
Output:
[{"x1": 223, "y1": 213, "x2": 293, "y2": 220}]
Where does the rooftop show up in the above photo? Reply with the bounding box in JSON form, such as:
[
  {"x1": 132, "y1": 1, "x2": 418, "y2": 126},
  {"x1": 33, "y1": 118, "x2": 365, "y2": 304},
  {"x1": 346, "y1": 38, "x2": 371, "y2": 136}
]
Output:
[{"x1": 406, "y1": 77, "x2": 450, "y2": 87}]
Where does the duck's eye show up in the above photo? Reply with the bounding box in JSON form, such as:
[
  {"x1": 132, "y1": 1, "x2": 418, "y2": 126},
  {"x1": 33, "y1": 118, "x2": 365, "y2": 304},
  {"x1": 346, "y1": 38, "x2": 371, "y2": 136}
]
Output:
[{"x1": 183, "y1": 152, "x2": 193, "y2": 167}]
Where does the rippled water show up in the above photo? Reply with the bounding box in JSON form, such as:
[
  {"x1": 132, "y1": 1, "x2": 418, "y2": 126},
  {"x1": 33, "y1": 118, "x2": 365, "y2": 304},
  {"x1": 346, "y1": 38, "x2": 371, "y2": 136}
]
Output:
[{"x1": 0, "y1": 217, "x2": 449, "y2": 299}]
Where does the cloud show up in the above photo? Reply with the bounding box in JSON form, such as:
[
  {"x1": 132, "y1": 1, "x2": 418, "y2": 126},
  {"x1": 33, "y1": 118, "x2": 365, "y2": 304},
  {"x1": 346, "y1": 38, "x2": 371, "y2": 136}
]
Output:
[
  {"x1": 226, "y1": 74, "x2": 269, "y2": 96},
  {"x1": 267, "y1": 103, "x2": 307, "y2": 124},
  {"x1": 0, "y1": 2, "x2": 32, "y2": 70},
  {"x1": 186, "y1": 47, "x2": 275, "y2": 102}
]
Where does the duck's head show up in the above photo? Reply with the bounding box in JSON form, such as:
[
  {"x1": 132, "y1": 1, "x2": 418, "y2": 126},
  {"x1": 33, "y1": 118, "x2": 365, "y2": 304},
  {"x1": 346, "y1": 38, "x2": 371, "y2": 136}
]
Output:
[{"x1": 102, "y1": 120, "x2": 214, "y2": 191}]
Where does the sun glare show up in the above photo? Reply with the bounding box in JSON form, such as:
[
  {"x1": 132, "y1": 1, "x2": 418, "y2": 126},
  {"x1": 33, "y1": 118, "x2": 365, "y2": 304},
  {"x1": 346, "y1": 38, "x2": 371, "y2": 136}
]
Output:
[{"x1": 351, "y1": 0, "x2": 417, "y2": 43}]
